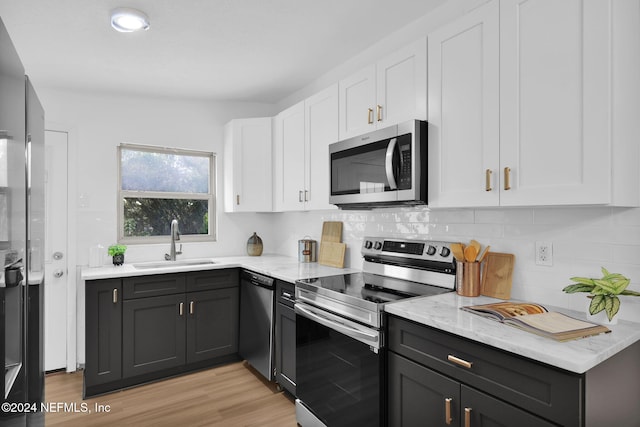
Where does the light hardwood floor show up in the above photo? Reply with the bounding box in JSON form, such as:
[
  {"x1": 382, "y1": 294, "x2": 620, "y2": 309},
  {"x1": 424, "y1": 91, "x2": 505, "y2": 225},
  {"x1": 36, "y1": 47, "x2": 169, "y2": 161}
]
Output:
[{"x1": 44, "y1": 362, "x2": 297, "y2": 426}]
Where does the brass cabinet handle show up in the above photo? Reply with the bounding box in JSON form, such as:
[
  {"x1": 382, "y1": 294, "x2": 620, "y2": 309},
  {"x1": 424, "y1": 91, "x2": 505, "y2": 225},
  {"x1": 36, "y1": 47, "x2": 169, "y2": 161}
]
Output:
[
  {"x1": 376, "y1": 105, "x2": 383, "y2": 122},
  {"x1": 485, "y1": 169, "x2": 492, "y2": 192},
  {"x1": 447, "y1": 354, "x2": 473, "y2": 369},
  {"x1": 504, "y1": 167, "x2": 511, "y2": 190},
  {"x1": 465, "y1": 407, "x2": 472, "y2": 427},
  {"x1": 445, "y1": 397, "x2": 453, "y2": 425},
  {"x1": 236, "y1": 194, "x2": 240, "y2": 205},
  {"x1": 179, "y1": 302, "x2": 184, "y2": 316},
  {"x1": 367, "y1": 108, "x2": 374, "y2": 124},
  {"x1": 190, "y1": 301, "x2": 194, "y2": 315},
  {"x1": 113, "y1": 289, "x2": 118, "y2": 304}
]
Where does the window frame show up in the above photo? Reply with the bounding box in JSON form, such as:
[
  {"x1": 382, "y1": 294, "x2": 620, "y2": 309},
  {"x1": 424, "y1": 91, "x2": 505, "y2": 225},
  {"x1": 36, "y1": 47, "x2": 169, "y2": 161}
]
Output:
[{"x1": 117, "y1": 143, "x2": 216, "y2": 244}]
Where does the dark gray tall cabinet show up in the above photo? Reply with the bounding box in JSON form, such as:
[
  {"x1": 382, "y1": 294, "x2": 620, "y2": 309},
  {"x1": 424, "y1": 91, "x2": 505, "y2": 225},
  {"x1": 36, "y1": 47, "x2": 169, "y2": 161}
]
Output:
[{"x1": 274, "y1": 280, "x2": 296, "y2": 396}]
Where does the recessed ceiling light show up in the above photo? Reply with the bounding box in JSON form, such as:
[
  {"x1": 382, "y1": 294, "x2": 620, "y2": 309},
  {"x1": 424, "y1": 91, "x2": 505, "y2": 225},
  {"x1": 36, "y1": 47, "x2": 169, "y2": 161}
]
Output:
[{"x1": 110, "y1": 7, "x2": 150, "y2": 33}]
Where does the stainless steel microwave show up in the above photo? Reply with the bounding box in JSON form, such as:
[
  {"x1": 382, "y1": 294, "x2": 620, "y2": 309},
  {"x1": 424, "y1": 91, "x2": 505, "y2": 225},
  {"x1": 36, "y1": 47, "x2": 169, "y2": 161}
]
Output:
[{"x1": 329, "y1": 120, "x2": 427, "y2": 209}]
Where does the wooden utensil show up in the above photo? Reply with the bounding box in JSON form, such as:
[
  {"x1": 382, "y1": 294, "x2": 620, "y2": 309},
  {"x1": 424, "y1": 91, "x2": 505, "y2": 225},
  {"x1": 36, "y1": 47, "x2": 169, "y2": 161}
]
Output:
[
  {"x1": 477, "y1": 245, "x2": 491, "y2": 263},
  {"x1": 470, "y1": 239, "x2": 481, "y2": 254},
  {"x1": 464, "y1": 245, "x2": 478, "y2": 263},
  {"x1": 481, "y1": 252, "x2": 515, "y2": 300},
  {"x1": 451, "y1": 243, "x2": 465, "y2": 262},
  {"x1": 318, "y1": 241, "x2": 346, "y2": 268},
  {"x1": 321, "y1": 221, "x2": 343, "y2": 243}
]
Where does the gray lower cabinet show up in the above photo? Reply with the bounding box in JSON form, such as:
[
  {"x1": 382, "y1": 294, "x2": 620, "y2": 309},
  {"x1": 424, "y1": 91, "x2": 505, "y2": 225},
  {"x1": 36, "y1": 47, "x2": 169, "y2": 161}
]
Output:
[
  {"x1": 388, "y1": 352, "x2": 554, "y2": 427},
  {"x1": 186, "y1": 287, "x2": 239, "y2": 363},
  {"x1": 85, "y1": 269, "x2": 239, "y2": 397},
  {"x1": 388, "y1": 315, "x2": 640, "y2": 427},
  {"x1": 122, "y1": 293, "x2": 186, "y2": 378},
  {"x1": 84, "y1": 278, "x2": 122, "y2": 388},
  {"x1": 274, "y1": 280, "x2": 296, "y2": 395}
]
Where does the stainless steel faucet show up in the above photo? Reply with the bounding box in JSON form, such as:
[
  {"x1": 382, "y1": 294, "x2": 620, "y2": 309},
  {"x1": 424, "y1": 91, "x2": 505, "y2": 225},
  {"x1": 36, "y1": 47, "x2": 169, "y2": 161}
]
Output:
[{"x1": 165, "y1": 219, "x2": 182, "y2": 261}]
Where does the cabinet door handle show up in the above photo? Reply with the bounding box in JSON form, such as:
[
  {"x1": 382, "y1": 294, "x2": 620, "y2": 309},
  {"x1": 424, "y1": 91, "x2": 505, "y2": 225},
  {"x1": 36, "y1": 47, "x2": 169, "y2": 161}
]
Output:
[
  {"x1": 445, "y1": 397, "x2": 453, "y2": 425},
  {"x1": 367, "y1": 108, "x2": 374, "y2": 124},
  {"x1": 299, "y1": 190, "x2": 303, "y2": 203},
  {"x1": 179, "y1": 302, "x2": 184, "y2": 316},
  {"x1": 376, "y1": 104, "x2": 383, "y2": 122},
  {"x1": 465, "y1": 407, "x2": 472, "y2": 427},
  {"x1": 485, "y1": 169, "x2": 492, "y2": 192},
  {"x1": 236, "y1": 194, "x2": 240, "y2": 205},
  {"x1": 304, "y1": 190, "x2": 309, "y2": 202},
  {"x1": 190, "y1": 301, "x2": 194, "y2": 315},
  {"x1": 113, "y1": 289, "x2": 118, "y2": 304},
  {"x1": 504, "y1": 167, "x2": 511, "y2": 190},
  {"x1": 447, "y1": 354, "x2": 473, "y2": 369}
]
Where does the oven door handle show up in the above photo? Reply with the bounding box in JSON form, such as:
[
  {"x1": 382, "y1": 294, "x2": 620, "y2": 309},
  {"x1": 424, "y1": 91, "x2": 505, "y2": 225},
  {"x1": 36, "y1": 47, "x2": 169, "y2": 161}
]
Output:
[
  {"x1": 295, "y1": 304, "x2": 379, "y2": 345},
  {"x1": 385, "y1": 137, "x2": 398, "y2": 190}
]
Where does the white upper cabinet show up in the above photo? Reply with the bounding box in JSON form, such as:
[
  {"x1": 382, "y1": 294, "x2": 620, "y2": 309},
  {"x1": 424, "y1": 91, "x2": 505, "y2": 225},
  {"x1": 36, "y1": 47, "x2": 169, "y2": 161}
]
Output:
[
  {"x1": 274, "y1": 101, "x2": 306, "y2": 211},
  {"x1": 304, "y1": 84, "x2": 339, "y2": 211},
  {"x1": 274, "y1": 84, "x2": 339, "y2": 211},
  {"x1": 223, "y1": 118, "x2": 272, "y2": 212},
  {"x1": 339, "y1": 38, "x2": 427, "y2": 140},
  {"x1": 428, "y1": 0, "x2": 639, "y2": 207},
  {"x1": 428, "y1": 1, "x2": 500, "y2": 207}
]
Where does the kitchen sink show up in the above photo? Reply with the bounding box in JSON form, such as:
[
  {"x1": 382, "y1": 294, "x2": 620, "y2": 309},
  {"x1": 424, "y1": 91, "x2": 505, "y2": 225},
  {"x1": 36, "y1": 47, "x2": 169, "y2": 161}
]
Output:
[{"x1": 132, "y1": 259, "x2": 217, "y2": 269}]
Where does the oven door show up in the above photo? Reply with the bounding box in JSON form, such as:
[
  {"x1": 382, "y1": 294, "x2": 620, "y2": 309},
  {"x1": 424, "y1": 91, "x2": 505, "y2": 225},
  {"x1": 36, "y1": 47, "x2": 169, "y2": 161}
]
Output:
[{"x1": 295, "y1": 302, "x2": 383, "y2": 427}]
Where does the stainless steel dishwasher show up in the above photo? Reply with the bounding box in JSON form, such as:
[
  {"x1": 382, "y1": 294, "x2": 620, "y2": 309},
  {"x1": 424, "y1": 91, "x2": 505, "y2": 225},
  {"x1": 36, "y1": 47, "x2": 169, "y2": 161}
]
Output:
[{"x1": 239, "y1": 269, "x2": 275, "y2": 381}]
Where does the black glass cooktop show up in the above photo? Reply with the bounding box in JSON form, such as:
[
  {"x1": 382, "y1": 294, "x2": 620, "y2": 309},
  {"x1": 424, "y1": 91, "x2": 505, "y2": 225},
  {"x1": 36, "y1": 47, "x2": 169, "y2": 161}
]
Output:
[{"x1": 298, "y1": 272, "x2": 451, "y2": 305}]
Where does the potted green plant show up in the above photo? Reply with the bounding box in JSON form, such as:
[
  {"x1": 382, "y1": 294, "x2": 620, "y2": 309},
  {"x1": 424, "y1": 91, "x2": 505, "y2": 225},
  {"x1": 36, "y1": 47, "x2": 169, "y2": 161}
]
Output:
[
  {"x1": 108, "y1": 244, "x2": 127, "y2": 266},
  {"x1": 562, "y1": 267, "x2": 640, "y2": 322}
]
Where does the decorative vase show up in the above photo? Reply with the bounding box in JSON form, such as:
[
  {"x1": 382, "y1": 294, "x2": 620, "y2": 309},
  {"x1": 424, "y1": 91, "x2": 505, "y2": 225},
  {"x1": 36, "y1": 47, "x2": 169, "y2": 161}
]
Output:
[
  {"x1": 112, "y1": 254, "x2": 125, "y2": 266},
  {"x1": 247, "y1": 232, "x2": 263, "y2": 256}
]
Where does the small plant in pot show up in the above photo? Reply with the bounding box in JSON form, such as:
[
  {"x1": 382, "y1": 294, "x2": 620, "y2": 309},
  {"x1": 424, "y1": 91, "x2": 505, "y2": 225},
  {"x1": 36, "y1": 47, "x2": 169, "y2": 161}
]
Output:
[
  {"x1": 108, "y1": 244, "x2": 127, "y2": 266},
  {"x1": 562, "y1": 267, "x2": 640, "y2": 322}
]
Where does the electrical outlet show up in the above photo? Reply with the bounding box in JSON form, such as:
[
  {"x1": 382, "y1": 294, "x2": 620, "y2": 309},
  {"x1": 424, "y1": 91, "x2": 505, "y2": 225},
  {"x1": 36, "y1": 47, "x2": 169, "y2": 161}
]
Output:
[{"x1": 535, "y1": 241, "x2": 553, "y2": 266}]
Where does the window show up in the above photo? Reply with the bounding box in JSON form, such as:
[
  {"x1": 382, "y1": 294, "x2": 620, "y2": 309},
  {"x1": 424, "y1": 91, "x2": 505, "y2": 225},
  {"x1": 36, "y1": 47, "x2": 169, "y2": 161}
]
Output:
[{"x1": 118, "y1": 144, "x2": 215, "y2": 243}]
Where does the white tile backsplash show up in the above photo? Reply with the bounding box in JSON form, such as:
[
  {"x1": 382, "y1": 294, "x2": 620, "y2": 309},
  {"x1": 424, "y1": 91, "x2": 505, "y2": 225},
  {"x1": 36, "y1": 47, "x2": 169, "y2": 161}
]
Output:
[{"x1": 266, "y1": 205, "x2": 640, "y2": 322}]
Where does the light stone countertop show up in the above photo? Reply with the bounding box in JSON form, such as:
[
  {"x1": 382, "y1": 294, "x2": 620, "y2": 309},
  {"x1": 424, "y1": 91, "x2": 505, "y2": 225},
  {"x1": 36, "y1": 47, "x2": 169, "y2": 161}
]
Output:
[
  {"x1": 80, "y1": 254, "x2": 357, "y2": 284},
  {"x1": 384, "y1": 292, "x2": 640, "y2": 374}
]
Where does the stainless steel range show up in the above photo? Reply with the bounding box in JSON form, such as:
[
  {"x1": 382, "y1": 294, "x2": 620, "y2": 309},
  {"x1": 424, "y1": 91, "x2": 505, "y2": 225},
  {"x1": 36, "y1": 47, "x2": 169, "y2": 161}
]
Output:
[{"x1": 294, "y1": 236, "x2": 457, "y2": 427}]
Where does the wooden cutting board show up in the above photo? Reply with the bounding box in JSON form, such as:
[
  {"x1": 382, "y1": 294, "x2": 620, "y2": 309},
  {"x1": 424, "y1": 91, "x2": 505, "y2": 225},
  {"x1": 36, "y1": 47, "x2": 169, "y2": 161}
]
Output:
[
  {"x1": 321, "y1": 221, "x2": 343, "y2": 243},
  {"x1": 481, "y1": 252, "x2": 515, "y2": 300},
  {"x1": 318, "y1": 241, "x2": 346, "y2": 268}
]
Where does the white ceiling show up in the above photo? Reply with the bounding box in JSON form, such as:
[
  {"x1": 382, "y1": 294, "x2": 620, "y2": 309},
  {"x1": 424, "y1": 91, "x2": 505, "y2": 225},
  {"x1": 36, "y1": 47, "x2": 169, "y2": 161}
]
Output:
[{"x1": 0, "y1": 0, "x2": 446, "y2": 103}]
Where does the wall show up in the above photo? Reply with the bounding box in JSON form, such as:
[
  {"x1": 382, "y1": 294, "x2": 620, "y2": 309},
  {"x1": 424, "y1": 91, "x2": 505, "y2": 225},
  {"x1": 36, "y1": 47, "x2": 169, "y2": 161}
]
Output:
[
  {"x1": 268, "y1": 206, "x2": 640, "y2": 323},
  {"x1": 38, "y1": 87, "x2": 278, "y2": 366}
]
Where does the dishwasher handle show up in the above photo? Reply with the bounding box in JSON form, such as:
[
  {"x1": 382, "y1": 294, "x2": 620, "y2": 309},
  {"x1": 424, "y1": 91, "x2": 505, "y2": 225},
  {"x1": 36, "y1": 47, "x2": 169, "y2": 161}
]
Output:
[{"x1": 241, "y1": 270, "x2": 275, "y2": 289}]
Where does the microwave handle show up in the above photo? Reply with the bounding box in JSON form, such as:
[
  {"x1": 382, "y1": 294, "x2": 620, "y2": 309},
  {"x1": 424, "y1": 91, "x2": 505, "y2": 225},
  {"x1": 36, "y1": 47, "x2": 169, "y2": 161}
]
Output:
[{"x1": 385, "y1": 137, "x2": 398, "y2": 190}]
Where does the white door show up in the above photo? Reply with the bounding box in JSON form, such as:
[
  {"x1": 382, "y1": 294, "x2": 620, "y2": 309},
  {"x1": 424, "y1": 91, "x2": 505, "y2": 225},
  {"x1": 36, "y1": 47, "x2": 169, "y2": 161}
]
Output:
[
  {"x1": 427, "y1": 0, "x2": 500, "y2": 207},
  {"x1": 44, "y1": 130, "x2": 68, "y2": 371},
  {"x1": 338, "y1": 64, "x2": 376, "y2": 139},
  {"x1": 500, "y1": 0, "x2": 611, "y2": 205},
  {"x1": 304, "y1": 84, "x2": 339, "y2": 211},
  {"x1": 376, "y1": 38, "x2": 427, "y2": 126},
  {"x1": 276, "y1": 102, "x2": 306, "y2": 211}
]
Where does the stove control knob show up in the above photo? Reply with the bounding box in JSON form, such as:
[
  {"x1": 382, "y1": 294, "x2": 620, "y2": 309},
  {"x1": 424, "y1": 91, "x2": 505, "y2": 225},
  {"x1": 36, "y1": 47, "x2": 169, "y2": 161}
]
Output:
[
  {"x1": 364, "y1": 240, "x2": 373, "y2": 249},
  {"x1": 426, "y1": 245, "x2": 437, "y2": 256},
  {"x1": 440, "y1": 247, "x2": 451, "y2": 257},
  {"x1": 374, "y1": 241, "x2": 383, "y2": 250}
]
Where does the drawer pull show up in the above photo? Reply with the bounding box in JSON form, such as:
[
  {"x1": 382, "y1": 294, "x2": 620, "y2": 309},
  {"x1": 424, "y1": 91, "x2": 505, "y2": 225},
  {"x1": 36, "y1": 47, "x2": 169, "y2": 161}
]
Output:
[
  {"x1": 448, "y1": 354, "x2": 473, "y2": 369},
  {"x1": 282, "y1": 291, "x2": 293, "y2": 299},
  {"x1": 113, "y1": 288, "x2": 118, "y2": 304},
  {"x1": 445, "y1": 397, "x2": 453, "y2": 425},
  {"x1": 465, "y1": 407, "x2": 472, "y2": 427}
]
